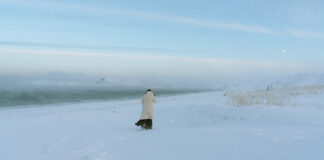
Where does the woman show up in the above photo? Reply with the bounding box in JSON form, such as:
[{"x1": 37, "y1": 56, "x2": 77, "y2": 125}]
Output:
[{"x1": 135, "y1": 89, "x2": 157, "y2": 129}]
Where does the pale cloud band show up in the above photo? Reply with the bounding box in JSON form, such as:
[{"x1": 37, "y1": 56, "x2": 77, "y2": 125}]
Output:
[
  {"x1": 1, "y1": 0, "x2": 279, "y2": 35},
  {"x1": 1, "y1": 49, "x2": 321, "y2": 82},
  {"x1": 1, "y1": 0, "x2": 324, "y2": 39},
  {"x1": 287, "y1": 29, "x2": 324, "y2": 39}
]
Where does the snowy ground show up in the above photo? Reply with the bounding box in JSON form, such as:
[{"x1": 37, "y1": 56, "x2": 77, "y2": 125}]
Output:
[{"x1": 1, "y1": 91, "x2": 324, "y2": 160}]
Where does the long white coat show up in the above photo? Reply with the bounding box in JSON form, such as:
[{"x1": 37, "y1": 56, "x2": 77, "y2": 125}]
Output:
[{"x1": 140, "y1": 91, "x2": 157, "y2": 120}]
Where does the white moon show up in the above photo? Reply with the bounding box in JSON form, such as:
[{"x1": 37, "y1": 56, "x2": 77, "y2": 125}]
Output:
[{"x1": 282, "y1": 49, "x2": 286, "y2": 54}]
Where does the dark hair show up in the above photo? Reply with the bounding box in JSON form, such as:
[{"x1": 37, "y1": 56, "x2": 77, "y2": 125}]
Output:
[{"x1": 145, "y1": 89, "x2": 153, "y2": 94}]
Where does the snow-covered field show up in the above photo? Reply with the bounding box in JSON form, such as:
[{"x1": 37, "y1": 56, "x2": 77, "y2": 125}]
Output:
[
  {"x1": 1, "y1": 91, "x2": 324, "y2": 160},
  {"x1": 226, "y1": 85, "x2": 324, "y2": 106}
]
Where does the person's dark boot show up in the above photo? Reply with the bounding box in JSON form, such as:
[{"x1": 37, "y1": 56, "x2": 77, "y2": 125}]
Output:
[
  {"x1": 135, "y1": 120, "x2": 143, "y2": 126},
  {"x1": 144, "y1": 119, "x2": 152, "y2": 129},
  {"x1": 137, "y1": 119, "x2": 152, "y2": 129}
]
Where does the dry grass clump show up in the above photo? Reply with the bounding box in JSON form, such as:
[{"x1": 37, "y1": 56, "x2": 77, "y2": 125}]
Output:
[{"x1": 226, "y1": 85, "x2": 324, "y2": 107}]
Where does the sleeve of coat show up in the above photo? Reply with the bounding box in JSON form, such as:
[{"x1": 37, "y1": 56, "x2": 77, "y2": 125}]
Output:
[
  {"x1": 141, "y1": 97, "x2": 144, "y2": 105},
  {"x1": 152, "y1": 96, "x2": 157, "y2": 103}
]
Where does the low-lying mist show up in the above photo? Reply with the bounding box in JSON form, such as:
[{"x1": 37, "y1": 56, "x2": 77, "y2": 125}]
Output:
[{"x1": 0, "y1": 72, "x2": 216, "y2": 107}]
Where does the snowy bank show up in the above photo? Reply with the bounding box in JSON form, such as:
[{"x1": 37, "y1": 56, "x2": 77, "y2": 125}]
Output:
[{"x1": 1, "y1": 91, "x2": 324, "y2": 160}]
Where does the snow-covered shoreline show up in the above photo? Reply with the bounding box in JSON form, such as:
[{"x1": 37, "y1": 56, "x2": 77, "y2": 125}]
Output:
[{"x1": 1, "y1": 91, "x2": 324, "y2": 160}]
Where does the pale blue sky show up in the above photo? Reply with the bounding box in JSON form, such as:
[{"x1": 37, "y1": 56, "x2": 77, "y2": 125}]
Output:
[{"x1": 1, "y1": 0, "x2": 324, "y2": 79}]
